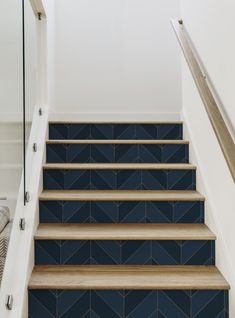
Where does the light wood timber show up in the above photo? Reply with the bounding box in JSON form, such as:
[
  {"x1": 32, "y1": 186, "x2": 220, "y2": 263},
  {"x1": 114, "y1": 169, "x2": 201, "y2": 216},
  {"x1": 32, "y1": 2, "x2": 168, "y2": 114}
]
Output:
[
  {"x1": 35, "y1": 223, "x2": 215, "y2": 241},
  {"x1": 47, "y1": 139, "x2": 189, "y2": 145},
  {"x1": 29, "y1": 265, "x2": 230, "y2": 290},
  {"x1": 43, "y1": 163, "x2": 196, "y2": 170},
  {"x1": 39, "y1": 190, "x2": 205, "y2": 201}
]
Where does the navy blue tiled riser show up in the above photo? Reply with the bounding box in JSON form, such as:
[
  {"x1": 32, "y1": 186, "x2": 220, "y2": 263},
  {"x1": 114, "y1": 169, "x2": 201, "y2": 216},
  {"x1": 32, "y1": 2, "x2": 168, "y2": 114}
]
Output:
[
  {"x1": 29, "y1": 289, "x2": 228, "y2": 318},
  {"x1": 47, "y1": 143, "x2": 189, "y2": 163},
  {"x1": 43, "y1": 169, "x2": 196, "y2": 190},
  {"x1": 49, "y1": 123, "x2": 183, "y2": 140},
  {"x1": 35, "y1": 240, "x2": 215, "y2": 265},
  {"x1": 39, "y1": 200, "x2": 204, "y2": 224}
]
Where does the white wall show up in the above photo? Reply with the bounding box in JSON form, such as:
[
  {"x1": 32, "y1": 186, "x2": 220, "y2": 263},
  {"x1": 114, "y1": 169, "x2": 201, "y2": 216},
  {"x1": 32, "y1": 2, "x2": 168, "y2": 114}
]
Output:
[
  {"x1": 0, "y1": 0, "x2": 22, "y2": 120},
  {"x1": 52, "y1": 0, "x2": 181, "y2": 120},
  {"x1": 181, "y1": 0, "x2": 235, "y2": 134},
  {"x1": 180, "y1": 1, "x2": 235, "y2": 315}
]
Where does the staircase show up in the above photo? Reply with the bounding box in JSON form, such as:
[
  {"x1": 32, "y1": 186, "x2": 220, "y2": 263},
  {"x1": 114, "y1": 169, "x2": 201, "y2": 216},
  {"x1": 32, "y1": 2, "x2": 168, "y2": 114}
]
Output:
[{"x1": 28, "y1": 122, "x2": 229, "y2": 317}]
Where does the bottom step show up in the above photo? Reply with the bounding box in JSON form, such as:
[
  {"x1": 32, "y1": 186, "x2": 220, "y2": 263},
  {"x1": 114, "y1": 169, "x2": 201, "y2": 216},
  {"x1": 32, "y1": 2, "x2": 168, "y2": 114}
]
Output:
[{"x1": 29, "y1": 266, "x2": 229, "y2": 318}]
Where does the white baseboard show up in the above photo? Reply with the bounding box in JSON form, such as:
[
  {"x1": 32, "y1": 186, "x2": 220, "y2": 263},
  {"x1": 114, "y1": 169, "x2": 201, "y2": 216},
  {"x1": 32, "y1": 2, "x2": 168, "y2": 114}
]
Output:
[{"x1": 49, "y1": 112, "x2": 181, "y2": 122}]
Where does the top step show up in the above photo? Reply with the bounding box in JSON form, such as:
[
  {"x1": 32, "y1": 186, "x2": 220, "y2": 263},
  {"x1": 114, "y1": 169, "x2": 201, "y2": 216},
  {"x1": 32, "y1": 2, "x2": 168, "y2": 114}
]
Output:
[{"x1": 49, "y1": 123, "x2": 183, "y2": 140}]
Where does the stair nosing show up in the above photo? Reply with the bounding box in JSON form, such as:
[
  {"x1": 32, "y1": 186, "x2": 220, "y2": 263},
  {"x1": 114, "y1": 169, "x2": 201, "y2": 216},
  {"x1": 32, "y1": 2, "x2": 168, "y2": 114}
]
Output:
[
  {"x1": 43, "y1": 163, "x2": 196, "y2": 170},
  {"x1": 46, "y1": 139, "x2": 189, "y2": 145},
  {"x1": 39, "y1": 190, "x2": 205, "y2": 201},
  {"x1": 49, "y1": 121, "x2": 184, "y2": 124},
  {"x1": 28, "y1": 265, "x2": 230, "y2": 290},
  {"x1": 34, "y1": 223, "x2": 215, "y2": 241}
]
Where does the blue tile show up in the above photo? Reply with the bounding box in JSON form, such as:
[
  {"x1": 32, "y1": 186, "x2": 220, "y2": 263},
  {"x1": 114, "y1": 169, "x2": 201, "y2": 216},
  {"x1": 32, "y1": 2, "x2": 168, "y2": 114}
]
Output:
[
  {"x1": 61, "y1": 240, "x2": 90, "y2": 265},
  {"x1": 49, "y1": 123, "x2": 183, "y2": 140},
  {"x1": 40, "y1": 201, "x2": 91, "y2": 223},
  {"x1": 139, "y1": 144, "x2": 162, "y2": 163},
  {"x1": 62, "y1": 201, "x2": 91, "y2": 223},
  {"x1": 124, "y1": 290, "x2": 157, "y2": 318},
  {"x1": 43, "y1": 170, "x2": 65, "y2": 190},
  {"x1": 181, "y1": 240, "x2": 215, "y2": 265},
  {"x1": 158, "y1": 290, "x2": 190, "y2": 318},
  {"x1": 168, "y1": 170, "x2": 196, "y2": 190},
  {"x1": 91, "y1": 144, "x2": 115, "y2": 163},
  {"x1": 49, "y1": 124, "x2": 69, "y2": 139},
  {"x1": 114, "y1": 124, "x2": 136, "y2": 139},
  {"x1": 162, "y1": 144, "x2": 188, "y2": 163},
  {"x1": 65, "y1": 170, "x2": 90, "y2": 190},
  {"x1": 157, "y1": 124, "x2": 182, "y2": 140},
  {"x1": 91, "y1": 240, "x2": 121, "y2": 265},
  {"x1": 43, "y1": 169, "x2": 195, "y2": 190},
  {"x1": 91, "y1": 170, "x2": 116, "y2": 190},
  {"x1": 191, "y1": 290, "x2": 229, "y2": 318},
  {"x1": 40, "y1": 201, "x2": 63, "y2": 223},
  {"x1": 152, "y1": 240, "x2": 181, "y2": 265},
  {"x1": 91, "y1": 124, "x2": 113, "y2": 139},
  {"x1": 35, "y1": 240, "x2": 61, "y2": 265},
  {"x1": 29, "y1": 290, "x2": 228, "y2": 318},
  {"x1": 115, "y1": 144, "x2": 139, "y2": 163},
  {"x1": 68, "y1": 144, "x2": 90, "y2": 163},
  {"x1": 91, "y1": 290, "x2": 124, "y2": 318},
  {"x1": 136, "y1": 124, "x2": 157, "y2": 139},
  {"x1": 58, "y1": 290, "x2": 90, "y2": 317},
  {"x1": 47, "y1": 143, "x2": 189, "y2": 163},
  {"x1": 117, "y1": 170, "x2": 142, "y2": 190},
  {"x1": 29, "y1": 290, "x2": 57, "y2": 318},
  {"x1": 146, "y1": 201, "x2": 174, "y2": 223},
  {"x1": 122, "y1": 240, "x2": 152, "y2": 265},
  {"x1": 35, "y1": 240, "x2": 214, "y2": 265},
  {"x1": 119, "y1": 201, "x2": 146, "y2": 223},
  {"x1": 47, "y1": 144, "x2": 68, "y2": 163},
  {"x1": 173, "y1": 201, "x2": 204, "y2": 223},
  {"x1": 91, "y1": 201, "x2": 119, "y2": 223},
  {"x1": 40, "y1": 200, "x2": 204, "y2": 224},
  {"x1": 142, "y1": 170, "x2": 167, "y2": 190},
  {"x1": 69, "y1": 124, "x2": 90, "y2": 139}
]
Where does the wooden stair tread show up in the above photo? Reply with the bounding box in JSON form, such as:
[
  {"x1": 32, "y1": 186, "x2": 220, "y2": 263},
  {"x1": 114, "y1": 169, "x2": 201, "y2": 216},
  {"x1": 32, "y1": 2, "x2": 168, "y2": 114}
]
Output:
[
  {"x1": 35, "y1": 224, "x2": 215, "y2": 240},
  {"x1": 47, "y1": 139, "x2": 189, "y2": 145},
  {"x1": 39, "y1": 190, "x2": 205, "y2": 201},
  {"x1": 29, "y1": 265, "x2": 229, "y2": 290},
  {"x1": 49, "y1": 121, "x2": 183, "y2": 124},
  {"x1": 43, "y1": 163, "x2": 196, "y2": 170}
]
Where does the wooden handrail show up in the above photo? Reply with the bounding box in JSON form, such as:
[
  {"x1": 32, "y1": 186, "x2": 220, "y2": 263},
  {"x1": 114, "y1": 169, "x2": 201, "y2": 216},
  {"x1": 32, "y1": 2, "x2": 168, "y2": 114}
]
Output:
[
  {"x1": 172, "y1": 19, "x2": 235, "y2": 183},
  {"x1": 29, "y1": 0, "x2": 46, "y2": 18}
]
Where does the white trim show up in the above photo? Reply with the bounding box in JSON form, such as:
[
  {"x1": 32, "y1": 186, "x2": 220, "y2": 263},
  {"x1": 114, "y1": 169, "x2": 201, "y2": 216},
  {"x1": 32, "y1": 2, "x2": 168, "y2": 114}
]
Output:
[
  {"x1": 0, "y1": 106, "x2": 49, "y2": 318},
  {"x1": 50, "y1": 112, "x2": 181, "y2": 122}
]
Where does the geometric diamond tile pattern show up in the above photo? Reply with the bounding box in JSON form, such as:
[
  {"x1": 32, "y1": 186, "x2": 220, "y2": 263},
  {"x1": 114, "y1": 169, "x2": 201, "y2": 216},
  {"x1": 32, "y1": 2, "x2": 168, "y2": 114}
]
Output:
[
  {"x1": 35, "y1": 240, "x2": 215, "y2": 265},
  {"x1": 49, "y1": 123, "x2": 183, "y2": 140},
  {"x1": 43, "y1": 169, "x2": 196, "y2": 190},
  {"x1": 29, "y1": 290, "x2": 229, "y2": 318},
  {"x1": 39, "y1": 200, "x2": 204, "y2": 224},
  {"x1": 47, "y1": 143, "x2": 189, "y2": 163}
]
